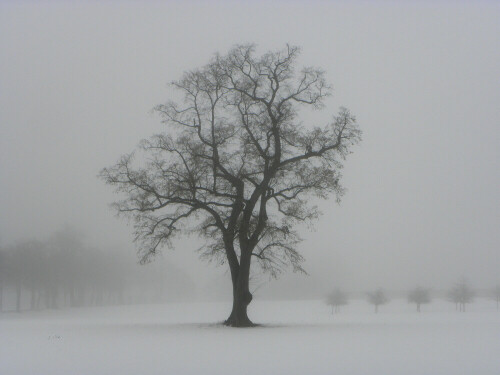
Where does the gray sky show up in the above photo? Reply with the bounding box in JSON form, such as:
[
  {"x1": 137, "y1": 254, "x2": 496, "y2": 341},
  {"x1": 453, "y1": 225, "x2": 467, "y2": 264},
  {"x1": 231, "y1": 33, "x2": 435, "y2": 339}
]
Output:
[{"x1": 1, "y1": 1, "x2": 499, "y2": 296}]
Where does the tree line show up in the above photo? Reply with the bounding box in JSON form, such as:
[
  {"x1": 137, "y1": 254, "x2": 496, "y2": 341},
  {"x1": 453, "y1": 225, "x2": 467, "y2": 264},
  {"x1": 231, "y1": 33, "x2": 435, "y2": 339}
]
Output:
[
  {"x1": 0, "y1": 228, "x2": 194, "y2": 313},
  {"x1": 327, "y1": 280, "x2": 500, "y2": 314}
]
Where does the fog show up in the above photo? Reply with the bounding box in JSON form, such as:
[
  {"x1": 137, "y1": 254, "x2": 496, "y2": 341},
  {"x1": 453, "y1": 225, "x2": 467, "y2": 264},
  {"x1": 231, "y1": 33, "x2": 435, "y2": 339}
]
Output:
[{"x1": 1, "y1": 0, "x2": 499, "y2": 306}]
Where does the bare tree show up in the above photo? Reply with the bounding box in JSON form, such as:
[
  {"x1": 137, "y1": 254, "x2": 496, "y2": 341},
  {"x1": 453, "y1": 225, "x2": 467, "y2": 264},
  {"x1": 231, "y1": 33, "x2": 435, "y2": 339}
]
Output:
[
  {"x1": 367, "y1": 288, "x2": 389, "y2": 313},
  {"x1": 492, "y1": 285, "x2": 500, "y2": 311},
  {"x1": 100, "y1": 44, "x2": 361, "y2": 326},
  {"x1": 408, "y1": 286, "x2": 431, "y2": 312},
  {"x1": 448, "y1": 278, "x2": 474, "y2": 312},
  {"x1": 326, "y1": 288, "x2": 348, "y2": 314}
]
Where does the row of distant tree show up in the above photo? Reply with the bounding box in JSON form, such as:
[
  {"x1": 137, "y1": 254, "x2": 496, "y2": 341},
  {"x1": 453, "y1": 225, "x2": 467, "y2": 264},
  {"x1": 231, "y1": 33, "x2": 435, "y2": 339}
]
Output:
[
  {"x1": 0, "y1": 228, "x2": 195, "y2": 313},
  {"x1": 326, "y1": 280, "x2": 500, "y2": 314}
]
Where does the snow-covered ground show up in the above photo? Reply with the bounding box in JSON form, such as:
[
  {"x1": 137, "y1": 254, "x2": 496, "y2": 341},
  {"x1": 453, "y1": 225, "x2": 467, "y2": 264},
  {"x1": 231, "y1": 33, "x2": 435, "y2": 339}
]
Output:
[{"x1": 1, "y1": 298, "x2": 499, "y2": 374}]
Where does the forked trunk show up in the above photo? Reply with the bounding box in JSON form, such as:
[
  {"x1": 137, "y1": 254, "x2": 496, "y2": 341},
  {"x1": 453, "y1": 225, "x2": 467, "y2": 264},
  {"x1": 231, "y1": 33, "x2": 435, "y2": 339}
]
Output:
[{"x1": 224, "y1": 251, "x2": 254, "y2": 327}]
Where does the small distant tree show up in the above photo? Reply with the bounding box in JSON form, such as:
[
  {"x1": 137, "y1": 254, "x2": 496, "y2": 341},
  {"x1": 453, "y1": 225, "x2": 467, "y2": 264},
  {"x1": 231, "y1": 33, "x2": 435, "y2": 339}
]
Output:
[
  {"x1": 408, "y1": 287, "x2": 431, "y2": 312},
  {"x1": 448, "y1": 278, "x2": 474, "y2": 312},
  {"x1": 492, "y1": 285, "x2": 500, "y2": 311},
  {"x1": 326, "y1": 288, "x2": 348, "y2": 314},
  {"x1": 367, "y1": 288, "x2": 389, "y2": 313}
]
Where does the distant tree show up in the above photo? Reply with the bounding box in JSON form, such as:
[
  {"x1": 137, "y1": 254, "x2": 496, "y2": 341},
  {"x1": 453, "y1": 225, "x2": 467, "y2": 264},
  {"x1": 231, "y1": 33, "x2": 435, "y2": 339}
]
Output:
[
  {"x1": 407, "y1": 287, "x2": 431, "y2": 312},
  {"x1": 367, "y1": 288, "x2": 389, "y2": 313},
  {"x1": 100, "y1": 44, "x2": 362, "y2": 326},
  {"x1": 7, "y1": 242, "x2": 37, "y2": 312},
  {"x1": 448, "y1": 278, "x2": 474, "y2": 312},
  {"x1": 8, "y1": 240, "x2": 48, "y2": 311},
  {"x1": 326, "y1": 288, "x2": 348, "y2": 314},
  {"x1": 492, "y1": 285, "x2": 500, "y2": 311}
]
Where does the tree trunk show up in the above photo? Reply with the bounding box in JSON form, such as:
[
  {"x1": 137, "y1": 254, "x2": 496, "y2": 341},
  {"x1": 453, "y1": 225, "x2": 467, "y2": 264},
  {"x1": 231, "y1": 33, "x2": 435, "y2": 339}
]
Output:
[
  {"x1": 36, "y1": 290, "x2": 42, "y2": 310},
  {"x1": 30, "y1": 284, "x2": 36, "y2": 310},
  {"x1": 16, "y1": 280, "x2": 22, "y2": 313},
  {"x1": 50, "y1": 286, "x2": 58, "y2": 309},
  {"x1": 224, "y1": 251, "x2": 254, "y2": 327},
  {"x1": 69, "y1": 286, "x2": 75, "y2": 307},
  {"x1": 44, "y1": 287, "x2": 50, "y2": 309}
]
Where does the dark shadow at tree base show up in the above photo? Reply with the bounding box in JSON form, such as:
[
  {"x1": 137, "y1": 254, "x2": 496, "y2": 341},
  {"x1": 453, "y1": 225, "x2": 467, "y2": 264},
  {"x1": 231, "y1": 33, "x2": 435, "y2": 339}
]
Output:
[{"x1": 223, "y1": 317, "x2": 257, "y2": 328}]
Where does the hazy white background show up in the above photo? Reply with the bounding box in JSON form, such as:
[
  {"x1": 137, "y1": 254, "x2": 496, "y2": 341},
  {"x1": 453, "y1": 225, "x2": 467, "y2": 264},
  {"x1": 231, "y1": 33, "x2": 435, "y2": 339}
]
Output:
[{"x1": 1, "y1": 1, "x2": 499, "y2": 297}]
